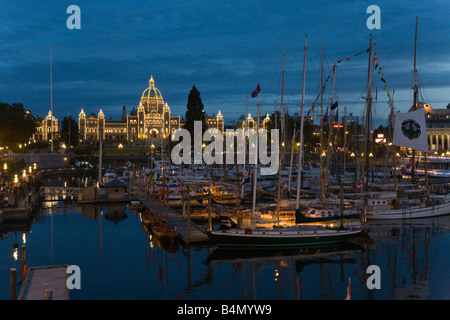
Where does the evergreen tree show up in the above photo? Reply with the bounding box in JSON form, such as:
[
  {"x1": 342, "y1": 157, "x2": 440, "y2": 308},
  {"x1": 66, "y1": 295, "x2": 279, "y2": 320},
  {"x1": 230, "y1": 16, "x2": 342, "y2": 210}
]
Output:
[
  {"x1": 0, "y1": 102, "x2": 36, "y2": 151},
  {"x1": 59, "y1": 115, "x2": 80, "y2": 147},
  {"x1": 184, "y1": 85, "x2": 207, "y2": 139}
]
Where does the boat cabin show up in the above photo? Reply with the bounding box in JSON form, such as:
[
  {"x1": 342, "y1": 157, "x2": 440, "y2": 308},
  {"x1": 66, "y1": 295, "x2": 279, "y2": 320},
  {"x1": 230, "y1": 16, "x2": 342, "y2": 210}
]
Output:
[
  {"x1": 305, "y1": 207, "x2": 335, "y2": 218},
  {"x1": 366, "y1": 198, "x2": 392, "y2": 210}
]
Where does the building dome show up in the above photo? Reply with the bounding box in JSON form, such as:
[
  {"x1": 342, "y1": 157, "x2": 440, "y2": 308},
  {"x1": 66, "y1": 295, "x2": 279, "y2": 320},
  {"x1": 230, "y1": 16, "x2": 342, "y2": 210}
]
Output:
[{"x1": 141, "y1": 75, "x2": 163, "y2": 99}]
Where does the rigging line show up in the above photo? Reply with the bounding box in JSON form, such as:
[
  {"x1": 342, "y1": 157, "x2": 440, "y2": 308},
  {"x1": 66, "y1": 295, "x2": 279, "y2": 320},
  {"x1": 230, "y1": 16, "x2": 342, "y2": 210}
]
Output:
[{"x1": 372, "y1": 20, "x2": 415, "y2": 71}]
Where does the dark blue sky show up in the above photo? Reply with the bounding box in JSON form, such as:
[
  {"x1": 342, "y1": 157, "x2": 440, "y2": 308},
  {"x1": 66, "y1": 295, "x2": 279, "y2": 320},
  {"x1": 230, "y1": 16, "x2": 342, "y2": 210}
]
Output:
[{"x1": 1, "y1": 0, "x2": 448, "y2": 125}]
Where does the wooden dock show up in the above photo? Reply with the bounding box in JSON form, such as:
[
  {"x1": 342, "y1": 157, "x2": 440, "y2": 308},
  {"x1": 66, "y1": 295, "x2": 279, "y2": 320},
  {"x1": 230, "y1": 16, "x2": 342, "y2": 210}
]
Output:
[
  {"x1": 141, "y1": 197, "x2": 210, "y2": 245},
  {"x1": 18, "y1": 265, "x2": 70, "y2": 300}
]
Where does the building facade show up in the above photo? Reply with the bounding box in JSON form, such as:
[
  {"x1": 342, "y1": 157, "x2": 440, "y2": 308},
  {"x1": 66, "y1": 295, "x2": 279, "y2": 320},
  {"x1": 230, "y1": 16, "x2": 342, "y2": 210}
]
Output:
[
  {"x1": 418, "y1": 102, "x2": 450, "y2": 151},
  {"x1": 78, "y1": 76, "x2": 181, "y2": 144},
  {"x1": 33, "y1": 111, "x2": 60, "y2": 142}
]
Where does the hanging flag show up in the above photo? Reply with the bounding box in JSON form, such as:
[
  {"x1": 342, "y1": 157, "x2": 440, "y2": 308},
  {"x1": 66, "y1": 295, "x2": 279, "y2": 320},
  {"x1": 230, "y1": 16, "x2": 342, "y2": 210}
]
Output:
[
  {"x1": 381, "y1": 75, "x2": 386, "y2": 83},
  {"x1": 346, "y1": 57, "x2": 350, "y2": 62},
  {"x1": 311, "y1": 101, "x2": 316, "y2": 111},
  {"x1": 400, "y1": 157, "x2": 415, "y2": 174},
  {"x1": 352, "y1": 178, "x2": 366, "y2": 190},
  {"x1": 330, "y1": 101, "x2": 338, "y2": 110},
  {"x1": 387, "y1": 91, "x2": 391, "y2": 99},
  {"x1": 393, "y1": 108, "x2": 428, "y2": 152},
  {"x1": 384, "y1": 84, "x2": 387, "y2": 91},
  {"x1": 378, "y1": 68, "x2": 382, "y2": 75},
  {"x1": 372, "y1": 52, "x2": 378, "y2": 63},
  {"x1": 375, "y1": 61, "x2": 380, "y2": 69},
  {"x1": 241, "y1": 169, "x2": 251, "y2": 185},
  {"x1": 251, "y1": 83, "x2": 260, "y2": 98},
  {"x1": 345, "y1": 277, "x2": 351, "y2": 300}
]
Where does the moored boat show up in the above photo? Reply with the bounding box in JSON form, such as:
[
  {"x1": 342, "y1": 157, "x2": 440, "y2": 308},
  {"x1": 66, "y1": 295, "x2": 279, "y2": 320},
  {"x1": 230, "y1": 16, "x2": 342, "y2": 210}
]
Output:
[
  {"x1": 365, "y1": 198, "x2": 450, "y2": 220},
  {"x1": 150, "y1": 221, "x2": 178, "y2": 243},
  {"x1": 206, "y1": 224, "x2": 364, "y2": 247}
]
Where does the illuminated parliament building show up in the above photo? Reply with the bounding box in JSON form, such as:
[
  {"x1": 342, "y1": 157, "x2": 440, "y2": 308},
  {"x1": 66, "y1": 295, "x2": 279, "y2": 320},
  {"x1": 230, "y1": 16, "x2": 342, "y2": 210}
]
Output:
[{"x1": 78, "y1": 76, "x2": 182, "y2": 144}]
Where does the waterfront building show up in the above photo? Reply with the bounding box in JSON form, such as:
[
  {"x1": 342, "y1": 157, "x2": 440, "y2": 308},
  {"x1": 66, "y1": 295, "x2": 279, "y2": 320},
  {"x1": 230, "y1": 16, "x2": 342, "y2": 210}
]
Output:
[{"x1": 412, "y1": 102, "x2": 450, "y2": 151}]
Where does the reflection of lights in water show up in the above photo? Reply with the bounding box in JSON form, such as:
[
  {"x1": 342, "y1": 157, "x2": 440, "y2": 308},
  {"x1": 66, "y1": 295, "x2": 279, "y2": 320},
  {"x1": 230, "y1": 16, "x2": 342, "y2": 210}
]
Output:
[
  {"x1": 13, "y1": 246, "x2": 18, "y2": 261},
  {"x1": 22, "y1": 233, "x2": 26, "y2": 244},
  {"x1": 274, "y1": 269, "x2": 279, "y2": 281}
]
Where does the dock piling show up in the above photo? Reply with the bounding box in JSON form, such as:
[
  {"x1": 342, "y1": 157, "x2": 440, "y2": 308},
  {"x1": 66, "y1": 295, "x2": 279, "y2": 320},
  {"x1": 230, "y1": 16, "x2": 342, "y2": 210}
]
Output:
[
  {"x1": 208, "y1": 190, "x2": 212, "y2": 232},
  {"x1": 21, "y1": 245, "x2": 27, "y2": 281},
  {"x1": 45, "y1": 289, "x2": 53, "y2": 300},
  {"x1": 10, "y1": 268, "x2": 17, "y2": 300},
  {"x1": 187, "y1": 192, "x2": 191, "y2": 241}
]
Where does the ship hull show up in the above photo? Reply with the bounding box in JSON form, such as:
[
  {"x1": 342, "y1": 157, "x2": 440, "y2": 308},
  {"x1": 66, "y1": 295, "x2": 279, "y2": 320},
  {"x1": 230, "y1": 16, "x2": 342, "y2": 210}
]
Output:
[
  {"x1": 206, "y1": 227, "x2": 364, "y2": 247},
  {"x1": 366, "y1": 201, "x2": 450, "y2": 220}
]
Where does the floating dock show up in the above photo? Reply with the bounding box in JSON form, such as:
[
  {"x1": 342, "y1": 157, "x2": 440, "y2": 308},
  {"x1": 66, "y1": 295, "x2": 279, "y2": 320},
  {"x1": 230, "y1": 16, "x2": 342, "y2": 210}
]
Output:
[
  {"x1": 141, "y1": 197, "x2": 210, "y2": 244},
  {"x1": 18, "y1": 265, "x2": 70, "y2": 300}
]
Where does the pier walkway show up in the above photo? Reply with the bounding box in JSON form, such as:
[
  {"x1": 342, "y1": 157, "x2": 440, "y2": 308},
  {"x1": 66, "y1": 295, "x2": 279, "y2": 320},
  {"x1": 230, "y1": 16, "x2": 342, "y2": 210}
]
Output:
[
  {"x1": 141, "y1": 196, "x2": 210, "y2": 245},
  {"x1": 17, "y1": 265, "x2": 70, "y2": 300}
]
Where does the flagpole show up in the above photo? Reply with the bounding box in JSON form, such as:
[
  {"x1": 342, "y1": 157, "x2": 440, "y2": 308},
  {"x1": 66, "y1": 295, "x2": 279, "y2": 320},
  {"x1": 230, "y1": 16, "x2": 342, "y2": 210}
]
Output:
[
  {"x1": 296, "y1": 34, "x2": 307, "y2": 209},
  {"x1": 251, "y1": 92, "x2": 260, "y2": 228}
]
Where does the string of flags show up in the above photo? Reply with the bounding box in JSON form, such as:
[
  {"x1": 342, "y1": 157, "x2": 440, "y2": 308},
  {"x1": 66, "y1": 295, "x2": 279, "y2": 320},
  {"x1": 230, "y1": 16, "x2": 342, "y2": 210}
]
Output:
[
  {"x1": 307, "y1": 47, "x2": 370, "y2": 116},
  {"x1": 371, "y1": 48, "x2": 392, "y2": 102}
]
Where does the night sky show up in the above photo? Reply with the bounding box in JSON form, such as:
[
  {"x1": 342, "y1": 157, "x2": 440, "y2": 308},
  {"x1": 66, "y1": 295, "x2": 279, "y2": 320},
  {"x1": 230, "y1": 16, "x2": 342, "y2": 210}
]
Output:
[{"x1": 1, "y1": 0, "x2": 448, "y2": 126}]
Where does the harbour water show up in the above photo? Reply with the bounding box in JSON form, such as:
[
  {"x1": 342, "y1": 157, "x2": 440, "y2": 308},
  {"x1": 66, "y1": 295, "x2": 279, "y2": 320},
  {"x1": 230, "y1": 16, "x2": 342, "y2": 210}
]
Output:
[{"x1": 2, "y1": 200, "x2": 450, "y2": 300}]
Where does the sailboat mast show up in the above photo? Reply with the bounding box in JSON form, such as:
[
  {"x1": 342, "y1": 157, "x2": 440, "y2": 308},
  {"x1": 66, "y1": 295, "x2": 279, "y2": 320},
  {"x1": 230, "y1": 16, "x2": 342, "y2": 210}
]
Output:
[
  {"x1": 277, "y1": 51, "x2": 285, "y2": 218},
  {"x1": 411, "y1": 16, "x2": 418, "y2": 184},
  {"x1": 361, "y1": 34, "x2": 373, "y2": 193},
  {"x1": 296, "y1": 34, "x2": 307, "y2": 209},
  {"x1": 326, "y1": 57, "x2": 337, "y2": 195},
  {"x1": 251, "y1": 93, "x2": 261, "y2": 228},
  {"x1": 50, "y1": 44, "x2": 54, "y2": 153},
  {"x1": 319, "y1": 41, "x2": 324, "y2": 204},
  {"x1": 241, "y1": 94, "x2": 248, "y2": 199}
]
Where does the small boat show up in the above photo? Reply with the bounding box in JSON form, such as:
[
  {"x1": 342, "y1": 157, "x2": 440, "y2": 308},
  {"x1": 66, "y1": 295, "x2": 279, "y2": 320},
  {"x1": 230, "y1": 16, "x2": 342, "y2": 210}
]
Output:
[
  {"x1": 206, "y1": 224, "x2": 364, "y2": 247},
  {"x1": 150, "y1": 221, "x2": 178, "y2": 243},
  {"x1": 141, "y1": 211, "x2": 159, "y2": 225}
]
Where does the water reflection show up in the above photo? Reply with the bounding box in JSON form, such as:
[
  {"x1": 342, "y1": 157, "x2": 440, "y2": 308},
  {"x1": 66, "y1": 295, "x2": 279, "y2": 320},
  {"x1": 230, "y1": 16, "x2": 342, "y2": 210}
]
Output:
[{"x1": 2, "y1": 201, "x2": 450, "y2": 300}]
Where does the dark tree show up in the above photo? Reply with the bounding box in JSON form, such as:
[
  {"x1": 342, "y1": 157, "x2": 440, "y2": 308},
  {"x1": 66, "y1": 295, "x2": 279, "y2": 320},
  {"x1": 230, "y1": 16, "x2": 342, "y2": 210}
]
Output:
[
  {"x1": 60, "y1": 115, "x2": 80, "y2": 147},
  {"x1": 184, "y1": 85, "x2": 207, "y2": 139},
  {"x1": 0, "y1": 102, "x2": 36, "y2": 151}
]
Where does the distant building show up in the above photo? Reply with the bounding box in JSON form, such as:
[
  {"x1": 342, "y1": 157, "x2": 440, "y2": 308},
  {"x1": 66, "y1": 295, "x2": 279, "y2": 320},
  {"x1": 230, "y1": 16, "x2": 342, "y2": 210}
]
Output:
[
  {"x1": 206, "y1": 110, "x2": 224, "y2": 132},
  {"x1": 78, "y1": 75, "x2": 225, "y2": 144},
  {"x1": 411, "y1": 102, "x2": 450, "y2": 151},
  {"x1": 33, "y1": 111, "x2": 60, "y2": 142},
  {"x1": 236, "y1": 113, "x2": 271, "y2": 130},
  {"x1": 78, "y1": 76, "x2": 181, "y2": 144}
]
